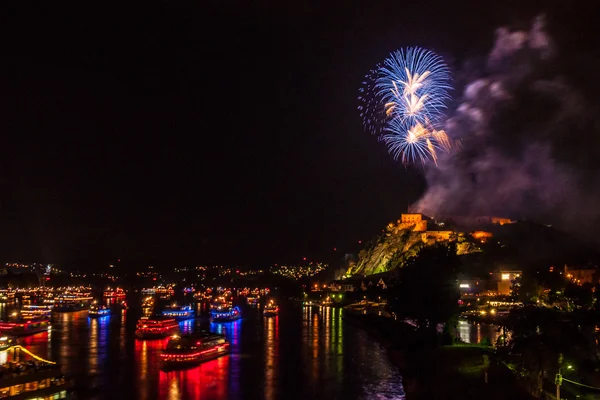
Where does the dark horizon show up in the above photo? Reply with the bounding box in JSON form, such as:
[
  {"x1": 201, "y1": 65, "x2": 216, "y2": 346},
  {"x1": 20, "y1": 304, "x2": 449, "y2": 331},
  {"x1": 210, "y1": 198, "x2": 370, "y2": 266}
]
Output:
[{"x1": 0, "y1": 1, "x2": 597, "y2": 269}]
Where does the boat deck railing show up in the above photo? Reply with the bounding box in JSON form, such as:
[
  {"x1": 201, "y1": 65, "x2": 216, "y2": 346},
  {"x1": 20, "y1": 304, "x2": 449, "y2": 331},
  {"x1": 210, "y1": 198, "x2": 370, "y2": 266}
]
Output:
[{"x1": 0, "y1": 346, "x2": 56, "y2": 365}]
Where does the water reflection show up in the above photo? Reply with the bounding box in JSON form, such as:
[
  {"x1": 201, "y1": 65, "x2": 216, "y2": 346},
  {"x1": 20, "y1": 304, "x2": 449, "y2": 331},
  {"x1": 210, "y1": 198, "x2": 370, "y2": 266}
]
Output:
[
  {"x1": 135, "y1": 337, "x2": 168, "y2": 400},
  {"x1": 457, "y1": 320, "x2": 501, "y2": 345},
  {"x1": 333, "y1": 307, "x2": 343, "y2": 385},
  {"x1": 88, "y1": 315, "x2": 109, "y2": 388},
  {"x1": 158, "y1": 356, "x2": 229, "y2": 399},
  {"x1": 0, "y1": 301, "x2": 405, "y2": 399},
  {"x1": 179, "y1": 319, "x2": 194, "y2": 335},
  {"x1": 263, "y1": 315, "x2": 279, "y2": 400}
]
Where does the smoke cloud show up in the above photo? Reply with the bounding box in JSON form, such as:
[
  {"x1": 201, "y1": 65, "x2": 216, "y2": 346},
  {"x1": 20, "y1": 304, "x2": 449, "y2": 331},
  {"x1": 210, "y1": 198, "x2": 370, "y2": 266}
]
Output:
[{"x1": 415, "y1": 16, "x2": 600, "y2": 238}]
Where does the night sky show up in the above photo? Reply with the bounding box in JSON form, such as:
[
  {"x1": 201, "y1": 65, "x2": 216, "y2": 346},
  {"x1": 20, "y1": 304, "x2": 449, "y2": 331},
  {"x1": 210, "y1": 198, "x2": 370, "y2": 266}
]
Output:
[{"x1": 0, "y1": 1, "x2": 593, "y2": 269}]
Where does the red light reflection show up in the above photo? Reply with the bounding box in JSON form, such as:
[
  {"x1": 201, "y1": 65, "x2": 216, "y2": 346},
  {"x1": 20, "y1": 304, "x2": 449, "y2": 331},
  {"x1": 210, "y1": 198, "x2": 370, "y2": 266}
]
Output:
[
  {"x1": 135, "y1": 338, "x2": 170, "y2": 400},
  {"x1": 158, "y1": 355, "x2": 229, "y2": 400}
]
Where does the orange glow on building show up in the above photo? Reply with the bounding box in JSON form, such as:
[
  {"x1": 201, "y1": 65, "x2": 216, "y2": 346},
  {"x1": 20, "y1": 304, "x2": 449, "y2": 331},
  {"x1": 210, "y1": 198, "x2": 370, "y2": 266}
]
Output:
[
  {"x1": 420, "y1": 230, "x2": 455, "y2": 244},
  {"x1": 401, "y1": 213, "x2": 425, "y2": 224},
  {"x1": 471, "y1": 231, "x2": 493, "y2": 243},
  {"x1": 565, "y1": 266, "x2": 597, "y2": 285},
  {"x1": 491, "y1": 217, "x2": 514, "y2": 225}
]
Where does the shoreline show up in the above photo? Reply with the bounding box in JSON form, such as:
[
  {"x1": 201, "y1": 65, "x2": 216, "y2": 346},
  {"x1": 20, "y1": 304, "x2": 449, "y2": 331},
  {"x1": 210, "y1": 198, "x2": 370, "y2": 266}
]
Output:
[
  {"x1": 342, "y1": 311, "x2": 534, "y2": 399},
  {"x1": 342, "y1": 312, "x2": 415, "y2": 396}
]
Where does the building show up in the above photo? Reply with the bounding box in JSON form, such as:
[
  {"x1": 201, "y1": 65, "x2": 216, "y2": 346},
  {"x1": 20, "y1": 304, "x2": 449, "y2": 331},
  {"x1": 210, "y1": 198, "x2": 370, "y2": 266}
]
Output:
[
  {"x1": 401, "y1": 213, "x2": 426, "y2": 224},
  {"x1": 330, "y1": 280, "x2": 357, "y2": 292},
  {"x1": 490, "y1": 217, "x2": 514, "y2": 225},
  {"x1": 494, "y1": 270, "x2": 522, "y2": 295},
  {"x1": 565, "y1": 265, "x2": 598, "y2": 285},
  {"x1": 457, "y1": 277, "x2": 484, "y2": 295},
  {"x1": 421, "y1": 230, "x2": 455, "y2": 244},
  {"x1": 398, "y1": 214, "x2": 456, "y2": 243},
  {"x1": 399, "y1": 213, "x2": 429, "y2": 232},
  {"x1": 470, "y1": 231, "x2": 493, "y2": 243}
]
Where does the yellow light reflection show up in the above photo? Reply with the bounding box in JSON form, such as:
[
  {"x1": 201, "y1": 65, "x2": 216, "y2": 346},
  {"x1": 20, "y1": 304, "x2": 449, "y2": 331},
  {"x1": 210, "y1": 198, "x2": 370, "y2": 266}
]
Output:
[
  {"x1": 264, "y1": 314, "x2": 279, "y2": 400},
  {"x1": 89, "y1": 318, "x2": 98, "y2": 374}
]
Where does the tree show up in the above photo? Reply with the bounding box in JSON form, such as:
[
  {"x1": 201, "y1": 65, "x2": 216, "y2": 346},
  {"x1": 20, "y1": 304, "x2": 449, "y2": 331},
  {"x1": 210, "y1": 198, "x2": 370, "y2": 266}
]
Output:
[
  {"x1": 564, "y1": 282, "x2": 594, "y2": 309},
  {"x1": 390, "y1": 243, "x2": 460, "y2": 340}
]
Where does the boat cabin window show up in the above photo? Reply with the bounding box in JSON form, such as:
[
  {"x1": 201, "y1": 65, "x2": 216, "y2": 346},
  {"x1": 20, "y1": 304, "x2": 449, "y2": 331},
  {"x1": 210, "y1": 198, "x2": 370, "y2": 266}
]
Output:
[
  {"x1": 166, "y1": 341, "x2": 183, "y2": 350},
  {"x1": 10, "y1": 384, "x2": 23, "y2": 395}
]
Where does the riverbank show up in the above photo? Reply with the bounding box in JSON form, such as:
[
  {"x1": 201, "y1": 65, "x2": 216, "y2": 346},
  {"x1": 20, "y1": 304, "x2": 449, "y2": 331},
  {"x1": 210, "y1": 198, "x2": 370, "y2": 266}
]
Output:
[{"x1": 343, "y1": 312, "x2": 535, "y2": 399}]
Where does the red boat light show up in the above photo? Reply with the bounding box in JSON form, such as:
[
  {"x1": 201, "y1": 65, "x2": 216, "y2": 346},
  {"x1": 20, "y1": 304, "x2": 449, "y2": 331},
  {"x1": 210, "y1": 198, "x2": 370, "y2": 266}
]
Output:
[{"x1": 161, "y1": 344, "x2": 227, "y2": 361}]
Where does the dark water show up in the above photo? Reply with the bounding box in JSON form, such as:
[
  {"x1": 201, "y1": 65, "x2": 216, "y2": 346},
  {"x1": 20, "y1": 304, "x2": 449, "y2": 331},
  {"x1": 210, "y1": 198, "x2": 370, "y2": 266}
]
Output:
[{"x1": 1, "y1": 302, "x2": 404, "y2": 400}]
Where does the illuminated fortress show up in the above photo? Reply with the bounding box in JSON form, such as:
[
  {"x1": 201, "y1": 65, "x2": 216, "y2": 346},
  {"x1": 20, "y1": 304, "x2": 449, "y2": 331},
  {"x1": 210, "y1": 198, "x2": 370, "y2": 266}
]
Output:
[{"x1": 395, "y1": 213, "x2": 513, "y2": 244}]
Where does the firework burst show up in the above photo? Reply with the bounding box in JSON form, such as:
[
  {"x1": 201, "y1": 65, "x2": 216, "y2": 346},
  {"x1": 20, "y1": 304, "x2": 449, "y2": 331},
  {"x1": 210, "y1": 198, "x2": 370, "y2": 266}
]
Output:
[
  {"x1": 383, "y1": 120, "x2": 451, "y2": 165},
  {"x1": 358, "y1": 47, "x2": 452, "y2": 164},
  {"x1": 358, "y1": 67, "x2": 387, "y2": 136}
]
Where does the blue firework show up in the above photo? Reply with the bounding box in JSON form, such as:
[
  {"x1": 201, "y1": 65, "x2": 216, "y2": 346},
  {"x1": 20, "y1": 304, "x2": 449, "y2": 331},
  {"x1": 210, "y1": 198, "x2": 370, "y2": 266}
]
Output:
[
  {"x1": 358, "y1": 67, "x2": 387, "y2": 135},
  {"x1": 376, "y1": 47, "x2": 451, "y2": 126},
  {"x1": 358, "y1": 47, "x2": 452, "y2": 165}
]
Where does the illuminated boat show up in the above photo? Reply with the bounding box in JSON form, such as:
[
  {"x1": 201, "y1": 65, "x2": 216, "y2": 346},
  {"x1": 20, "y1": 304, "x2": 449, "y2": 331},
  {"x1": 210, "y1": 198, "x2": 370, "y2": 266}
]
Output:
[
  {"x1": 0, "y1": 336, "x2": 15, "y2": 351},
  {"x1": 135, "y1": 317, "x2": 179, "y2": 339},
  {"x1": 0, "y1": 345, "x2": 73, "y2": 398},
  {"x1": 193, "y1": 290, "x2": 213, "y2": 302},
  {"x1": 321, "y1": 297, "x2": 334, "y2": 307},
  {"x1": 21, "y1": 305, "x2": 53, "y2": 318},
  {"x1": 156, "y1": 286, "x2": 175, "y2": 299},
  {"x1": 0, "y1": 290, "x2": 15, "y2": 303},
  {"x1": 103, "y1": 287, "x2": 126, "y2": 299},
  {"x1": 263, "y1": 301, "x2": 278, "y2": 317},
  {"x1": 161, "y1": 304, "x2": 195, "y2": 321},
  {"x1": 53, "y1": 293, "x2": 93, "y2": 312},
  {"x1": 88, "y1": 303, "x2": 111, "y2": 318},
  {"x1": 141, "y1": 287, "x2": 157, "y2": 295},
  {"x1": 142, "y1": 296, "x2": 155, "y2": 308},
  {"x1": 210, "y1": 305, "x2": 241, "y2": 322},
  {"x1": 0, "y1": 315, "x2": 50, "y2": 336},
  {"x1": 246, "y1": 296, "x2": 259, "y2": 305},
  {"x1": 160, "y1": 333, "x2": 229, "y2": 369}
]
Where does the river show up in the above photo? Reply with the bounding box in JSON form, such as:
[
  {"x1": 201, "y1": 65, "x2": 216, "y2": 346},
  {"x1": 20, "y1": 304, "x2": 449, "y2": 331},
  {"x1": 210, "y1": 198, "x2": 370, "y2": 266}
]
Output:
[{"x1": 1, "y1": 302, "x2": 405, "y2": 400}]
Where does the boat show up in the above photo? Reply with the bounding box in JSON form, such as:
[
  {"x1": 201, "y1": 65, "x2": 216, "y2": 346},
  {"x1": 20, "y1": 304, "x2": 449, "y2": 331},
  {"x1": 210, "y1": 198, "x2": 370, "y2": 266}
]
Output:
[
  {"x1": 135, "y1": 317, "x2": 179, "y2": 339},
  {"x1": 103, "y1": 287, "x2": 126, "y2": 299},
  {"x1": 0, "y1": 336, "x2": 15, "y2": 351},
  {"x1": 142, "y1": 296, "x2": 155, "y2": 308},
  {"x1": 263, "y1": 300, "x2": 278, "y2": 317},
  {"x1": 246, "y1": 295, "x2": 259, "y2": 305},
  {"x1": 321, "y1": 297, "x2": 334, "y2": 307},
  {"x1": 156, "y1": 286, "x2": 175, "y2": 299},
  {"x1": 21, "y1": 305, "x2": 53, "y2": 318},
  {"x1": 0, "y1": 290, "x2": 15, "y2": 303},
  {"x1": 0, "y1": 345, "x2": 73, "y2": 398},
  {"x1": 53, "y1": 293, "x2": 93, "y2": 312},
  {"x1": 159, "y1": 333, "x2": 229, "y2": 369},
  {"x1": 161, "y1": 304, "x2": 195, "y2": 321},
  {"x1": 0, "y1": 315, "x2": 50, "y2": 336},
  {"x1": 88, "y1": 303, "x2": 111, "y2": 318},
  {"x1": 210, "y1": 305, "x2": 241, "y2": 322},
  {"x1": 193, "y1": 290, "x2": 213, "y2": 302}
]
